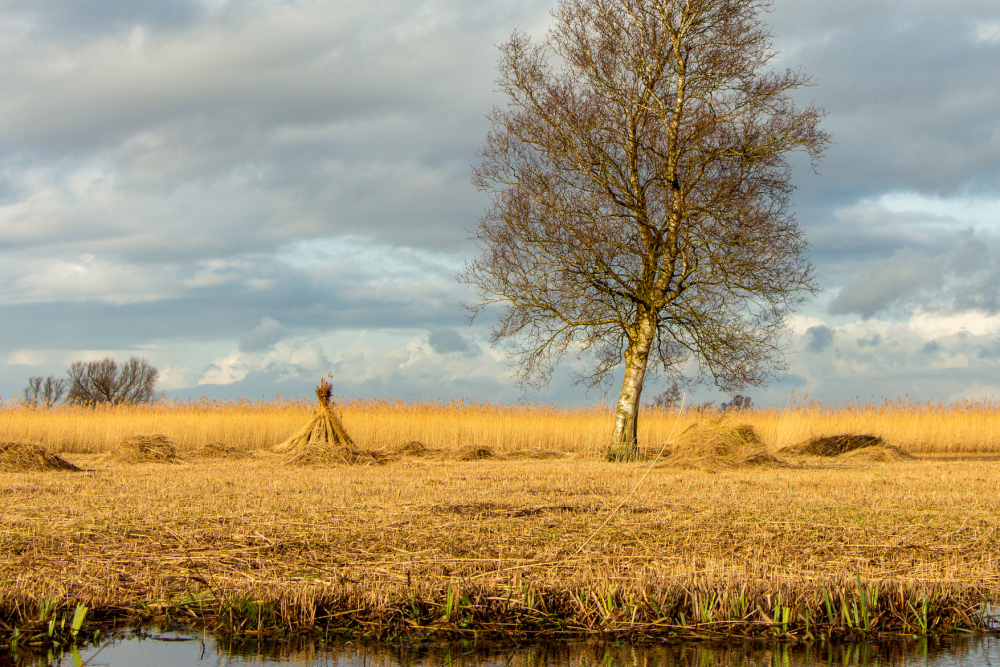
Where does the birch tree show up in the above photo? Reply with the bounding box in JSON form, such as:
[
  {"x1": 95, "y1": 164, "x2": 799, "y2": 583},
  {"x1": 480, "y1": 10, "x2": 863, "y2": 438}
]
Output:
[{"x1": 463, "y1": 0, "x2": 828, "y2": 460}]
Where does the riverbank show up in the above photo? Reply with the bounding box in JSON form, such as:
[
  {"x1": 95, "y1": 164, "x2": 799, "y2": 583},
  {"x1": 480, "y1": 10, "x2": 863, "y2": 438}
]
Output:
[{"x1": 2, "y1": 453, "x2": 998, "y2": 644}]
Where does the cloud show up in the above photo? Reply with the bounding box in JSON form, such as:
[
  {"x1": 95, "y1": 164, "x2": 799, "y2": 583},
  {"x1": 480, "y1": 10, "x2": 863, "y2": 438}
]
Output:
[
  {"x1": 2, "y1": 0, "x2": 1000, "y2": 407},
  {"x1": 974, "y1": 21, "x2": 1000, "y2": 43},
  {"x1": 200, "y1": 338, "x2": 331, "y2": 386},
  {"x1": 829, "y1": 247, "x2": 945, "y2": 319},
  {"x1": 6, "y1": 349, "x2": 43, "y2": 365},
  {"x1": 855, "y1": 332, "x2": 882, "y2": 348},
  {"x1": 239, "y1": 316, "x2": 287, "y2": 352},
  {"x1": 805, "y1": 325, "x2": 834, "y2": 352},
  {"x1": 428, "y1": 328, "x2": 480, "y2": 356},
  {"x1": 157, "y1": 364, "x2": 195, "y2": 390}
]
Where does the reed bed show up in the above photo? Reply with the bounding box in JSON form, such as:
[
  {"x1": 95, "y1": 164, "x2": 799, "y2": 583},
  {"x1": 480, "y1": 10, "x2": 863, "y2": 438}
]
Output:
[
  {"x1": 1, "y1": 454, "x2": 998, "y2": 643},
  {"x1": 2, "y1": 395, "x2": 1000, "y2": 457}
]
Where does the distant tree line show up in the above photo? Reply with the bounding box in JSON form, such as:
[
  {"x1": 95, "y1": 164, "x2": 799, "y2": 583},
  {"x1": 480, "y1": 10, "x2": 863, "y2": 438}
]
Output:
[{"x1": 21, "y1": 357, "x2": 159, "y2": 407}]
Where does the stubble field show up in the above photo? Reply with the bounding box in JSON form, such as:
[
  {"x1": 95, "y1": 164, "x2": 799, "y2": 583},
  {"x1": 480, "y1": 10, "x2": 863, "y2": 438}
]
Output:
[{"x1": 1, "y1": 398, "x2": 999, "y2": 642}]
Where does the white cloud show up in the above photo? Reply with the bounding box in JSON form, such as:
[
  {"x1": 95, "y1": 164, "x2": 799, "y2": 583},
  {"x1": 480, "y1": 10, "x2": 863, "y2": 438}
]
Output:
[
  {"x1": 199, "y1": 338, "x2": 331, "y2": 386},
  {"x1": 6, "y1": 349, "x2": 43, "y2": 365},
  {"x1": 908, "y1": 308, "x2": 1000, "y2": 338},
  {"x1": 974, "y1": 21, "x2": 1000, "y2": 43},
  {"x1": 1, "y1": 255, "x2": 178, "y2": 305},
  {"x1": 157, "y1": 364, "x2": 195, "y2": 390},
  {"x1": 869, "y1": 192, "x2": 1000, "y2": 230}
]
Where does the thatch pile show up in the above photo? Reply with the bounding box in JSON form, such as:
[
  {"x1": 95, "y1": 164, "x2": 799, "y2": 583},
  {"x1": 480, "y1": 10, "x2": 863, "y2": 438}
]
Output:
[
  {"x1": 839, "y1": 445, "x2": 916, "y2": 462},
  {"x1": 779, "y1": 434, "x2": 885, "y2": 456},
  {"x1": 273, "y1": 379, "x2": 385, "y2": 466},
  {"x1": 659, "y1": 423, "x2": 787, "y2": 470},
  {"x1": 189, "y1": 442, "x2": 252, "y2": 460},
  {"x1": 0, "y1": 441, "x2": 81, "y2": 472},
  {"x1": 105, "y1": 434, "x2": 184, "y2": 464},
  {"x1": 455, "y1": 445, "x2": 503, "y2": 461},
  {"x1": 394, "y1": 441, "x2": 430, "y2": 457},
  {"x1": 779, "y1": 434, "x2": 915, "y2": 461},
  {"x1": 506, "y1": 449, "x2": 566, "y2": 460}
]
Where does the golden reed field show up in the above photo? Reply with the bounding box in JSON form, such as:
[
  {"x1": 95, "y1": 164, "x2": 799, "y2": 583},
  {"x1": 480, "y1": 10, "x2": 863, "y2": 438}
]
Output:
[
  {"x1": 2, "y1": 394, "x2": 1000, "y2": 456},
  {"x1": 2, "y1": 396, "x2": 1000, "y2": 647}
]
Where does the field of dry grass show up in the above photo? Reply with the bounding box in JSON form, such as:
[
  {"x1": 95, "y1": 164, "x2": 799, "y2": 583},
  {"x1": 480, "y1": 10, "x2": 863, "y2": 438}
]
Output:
[
  {"x1": 1, "y1": 447, "x2": 998, "y2": 641},
  {"x1": 2, "y1": 396, "x2": 1000, "y2": 456}
]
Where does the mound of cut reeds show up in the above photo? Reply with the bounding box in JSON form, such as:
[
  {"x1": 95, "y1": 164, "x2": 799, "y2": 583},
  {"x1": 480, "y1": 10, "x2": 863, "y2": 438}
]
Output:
[
  {"x1": 0, "y1": 441, "x2": 81, "y2": 473},
  {"x1": 189, "y1": 442, "x2": 252, "y2": 460},
  {"x1": 394, "y1": 441, "x2": 431, "y2": 457},
  {"x1": 506, "y1": 449, "x2": 566, "y2": 460},
  {"x1": 455, "y1": 445, "x2": 503, "y2": 461},
  {"x1": 839, "y1": 444, "x2": 916, "y2": 462},
  {"x1": 105, "y1": 434, "x2": 184, "y2": 464},
  {"x1": 274, "y1": 379, "x2": 387, "y2": 466},
  {"x1": 779, "y1": 434, "x2": 909, "y2": 458},
  {"x1": 659, "y1": 423, "x2": 787, "y2": 470}
]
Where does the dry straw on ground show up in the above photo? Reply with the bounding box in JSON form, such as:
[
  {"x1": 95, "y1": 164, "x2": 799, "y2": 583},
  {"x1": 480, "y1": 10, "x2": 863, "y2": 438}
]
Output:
[
  {"x1": 658, "y1": 423, "x2": 787, "y2": 470},
  {"x1": 2, "y1": 454, "x2": 997, "y2": 641},
  {"x1": 104, "y1": 434, "x2": 184, "y2": 464},
  {"x1": 189, "y1": 442, "x2": 253, "y2": 460},
  {"x1": 779, "y1": 434, "x2": 916, "y2": 462},
  {"x1": 455, "y1": 445, "x2": 503, "y2": 461},
  {"x1": 0, "y1": 441, "x2": 80, "y2": 472}
]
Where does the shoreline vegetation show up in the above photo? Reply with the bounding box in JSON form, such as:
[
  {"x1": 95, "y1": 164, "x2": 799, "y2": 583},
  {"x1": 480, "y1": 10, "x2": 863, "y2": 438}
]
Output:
[{"x1": 2, "y1": 399, "x2": 1000, "y2": 649}]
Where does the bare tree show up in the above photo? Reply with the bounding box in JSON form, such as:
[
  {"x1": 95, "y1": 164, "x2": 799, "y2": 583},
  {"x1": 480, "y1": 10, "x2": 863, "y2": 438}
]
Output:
[
  {"x1": 66, "y1": 357, "x2": 159, "y2": 406},
  {"x1": 720, "y1": 394, "x2": 753, "y2": 411},
  {"x1": 463, "y1": 0, "x2": 828, "y2": 460},
  {"x1": 649, "y1": 379, "x2": 683, "y2": 408},
  {"x1": 22, "y1": 376, "x2": 68, "y2": 407}
]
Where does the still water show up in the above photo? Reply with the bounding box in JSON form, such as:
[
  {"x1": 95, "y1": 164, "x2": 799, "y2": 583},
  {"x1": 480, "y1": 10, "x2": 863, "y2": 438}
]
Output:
[{"x1": 4, "y1": 631, "x2": 998, "y2": 667}]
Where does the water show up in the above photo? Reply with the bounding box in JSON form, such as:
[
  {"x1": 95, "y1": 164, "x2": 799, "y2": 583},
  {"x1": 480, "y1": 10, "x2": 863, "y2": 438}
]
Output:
[{"x1": 4, "y1": 631, "x2": 998, "y2": 667}]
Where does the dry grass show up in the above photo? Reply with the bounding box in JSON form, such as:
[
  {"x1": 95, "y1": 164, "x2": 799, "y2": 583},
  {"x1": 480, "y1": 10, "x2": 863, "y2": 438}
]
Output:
[
  {"x1": 658, "y1": 422, "x2": 787, "y2": 470},
  {"x1": 1, "y1": 452, "x2": 997, "y2": 640},
  {"x1": 104, "y1": 434, "x2": 184, "y2": 464},
  {"x1": 2, "y1": 396, "x2": 1000, "y2": 457},
  {"x1": 0, "y1": 441, "x2": 80, "y2": 473},
  {"x1": 189, "y1": 442, "x2": 253, "y2": 460}
]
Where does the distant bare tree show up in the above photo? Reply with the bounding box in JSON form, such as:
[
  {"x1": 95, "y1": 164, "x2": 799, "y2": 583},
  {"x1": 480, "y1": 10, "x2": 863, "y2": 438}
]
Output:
[
  {"x1": 66, "y1": 357, "x2": 159, "y2": 406},
  {"x1": 720, "y1": 394, "x2": 753, "y2": 411},
  {"x1": 463, "y1": 0, "x2": 828, "y2": 460},
  {"x1": 650, "y1": 380, "x2": 683, "y2": 409},
  {"x1": 22, "y1": 376, "x2": 67, "y2": 407}
]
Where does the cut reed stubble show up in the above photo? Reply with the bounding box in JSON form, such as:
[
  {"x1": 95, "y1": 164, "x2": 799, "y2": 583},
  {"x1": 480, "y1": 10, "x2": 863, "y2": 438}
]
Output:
[{"x1": 1, "y1": 455, "x2": 998, "y2": 639}]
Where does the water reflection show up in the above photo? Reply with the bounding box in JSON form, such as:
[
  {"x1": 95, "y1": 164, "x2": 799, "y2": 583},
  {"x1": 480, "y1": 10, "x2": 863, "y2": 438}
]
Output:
[{"x1": 2, "y1": 630, "x2": 997, "y2": 666}]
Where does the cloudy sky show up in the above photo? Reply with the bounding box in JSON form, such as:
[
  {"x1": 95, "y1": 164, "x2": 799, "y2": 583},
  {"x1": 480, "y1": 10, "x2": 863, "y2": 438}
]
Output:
[{"x1": 1, "y1": 0, "x2": 999, "y2": 407}]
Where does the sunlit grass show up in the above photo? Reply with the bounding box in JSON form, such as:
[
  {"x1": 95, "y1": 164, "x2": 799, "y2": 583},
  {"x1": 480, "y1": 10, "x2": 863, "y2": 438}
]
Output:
[{"x1": 1, "y1": 395, "x2": 999, "y2": 455}]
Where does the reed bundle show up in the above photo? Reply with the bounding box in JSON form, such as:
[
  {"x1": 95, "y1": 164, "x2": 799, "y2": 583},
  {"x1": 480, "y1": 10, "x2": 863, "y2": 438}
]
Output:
[{"x1": 272, "y1": 379, "x2": 386, "y2": 466}]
